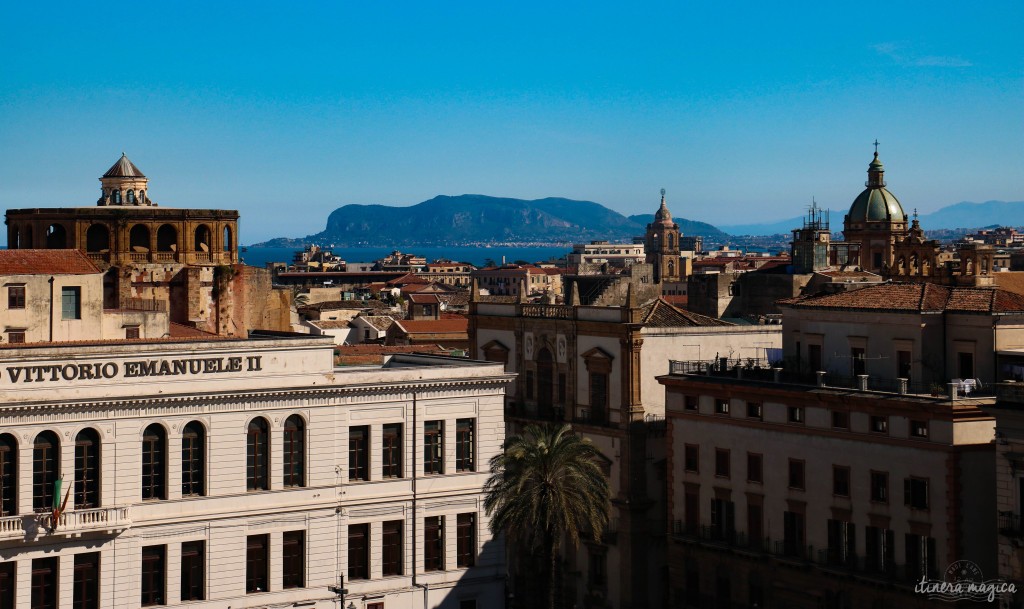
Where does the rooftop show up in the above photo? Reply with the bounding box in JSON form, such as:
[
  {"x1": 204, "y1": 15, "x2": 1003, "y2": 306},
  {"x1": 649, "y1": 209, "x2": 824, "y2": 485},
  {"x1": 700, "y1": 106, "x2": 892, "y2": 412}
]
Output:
[
  {"x1": 0, "y1": 249, "x2": 101, "y2": 275},
  {"x1": 780, "y1": 283, "x2": 1024, "y2": 313}
]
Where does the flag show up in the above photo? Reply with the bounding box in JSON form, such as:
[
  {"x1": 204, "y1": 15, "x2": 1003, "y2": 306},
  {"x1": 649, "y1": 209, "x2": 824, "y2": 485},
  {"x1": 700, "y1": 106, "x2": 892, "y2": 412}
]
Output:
[{"x1": 53, "y1": 479, "x2": 62, "y2": 510}]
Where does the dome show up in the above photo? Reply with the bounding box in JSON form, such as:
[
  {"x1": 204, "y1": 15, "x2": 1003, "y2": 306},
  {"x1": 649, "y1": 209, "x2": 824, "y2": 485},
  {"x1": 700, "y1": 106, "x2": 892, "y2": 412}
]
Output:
[
  {"x1": 653, "y1": 190, "x2": 673, "y2": 224},
  {"x1": 102, "y1": 153, "x2": 146, "y2": 178},
  {"x1": 846, "y1": 152, "x2": 906, "y2": 223}
]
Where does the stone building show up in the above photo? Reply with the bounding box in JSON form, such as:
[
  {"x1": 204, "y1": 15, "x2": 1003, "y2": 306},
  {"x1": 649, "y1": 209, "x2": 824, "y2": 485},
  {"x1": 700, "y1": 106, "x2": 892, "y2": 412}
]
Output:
[
  {"x1": 983, "y1": 383, "x2": 1024, "y2": 607},
  {"x1": 5, "y1": 154, "x2": 289, "y2": 336},
  {"x1": 470, "y1": 282, "x2": 780, "y2": 609},
  {"x1": 0, "y1": 334, "x2": 511, "y2": 609}
]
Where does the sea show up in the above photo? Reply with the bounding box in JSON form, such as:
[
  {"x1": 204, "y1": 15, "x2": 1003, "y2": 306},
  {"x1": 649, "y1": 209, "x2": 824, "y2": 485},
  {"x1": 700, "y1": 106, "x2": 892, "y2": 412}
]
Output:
[{"x1": 240, "y1": 245, "x2": 572, "y2": 268}]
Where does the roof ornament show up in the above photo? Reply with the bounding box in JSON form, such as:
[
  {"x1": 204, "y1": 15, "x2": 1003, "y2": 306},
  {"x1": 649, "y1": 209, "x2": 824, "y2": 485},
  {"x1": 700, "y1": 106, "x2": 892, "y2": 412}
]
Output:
[{"x1": 873, "y1": 139, "x2": 880, "y2": 154}]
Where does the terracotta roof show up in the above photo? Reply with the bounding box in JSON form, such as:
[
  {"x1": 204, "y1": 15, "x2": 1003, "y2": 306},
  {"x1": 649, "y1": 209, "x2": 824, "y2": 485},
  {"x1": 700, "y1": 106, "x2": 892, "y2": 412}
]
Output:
[
  {"x1": 0, "y1": 249, "x2": 101, "y2": 275},
  {"x1": 478, "y1": 295, "x2": 518, "y2": 303},
  {"x1": 168, "y1": 322, "x2": 219, "y2": 338},
  {"x1": 438, "y1": 292, "x2": 470, "y2": 306},
  {"x1": 357, "y1": 316, "x2": 396, "y2": 332},
  {"x1": 662, "y1": 294, "x2": 688, "y2": 307},
  {"x1": 300, "y1": 300, "x2": 387, "y2": 312},
  {"x1": 639, "y1": 298, "x2": 734, "y2": 327},
  {"x1": 393, "y1": 319, "x2": 469, "y2": 335},
  {"x1": 782, "y1": 283, "x2": 1024, "y2": 313},
  {"x1": 386, "y1": 273, "x2": 430, "y2": 286},
  {"x1": 102, "y1": 153, "x2": 146, "y2": 178},
  {"x1": 336, "y1": 344, "x2": 448, "y2": 355},
  {"x1": 309, "y1": 320, "x2": 350, "y2": 330},
  {"x1": 409, "y1": 294, "x2": 442, "y2": 304}
]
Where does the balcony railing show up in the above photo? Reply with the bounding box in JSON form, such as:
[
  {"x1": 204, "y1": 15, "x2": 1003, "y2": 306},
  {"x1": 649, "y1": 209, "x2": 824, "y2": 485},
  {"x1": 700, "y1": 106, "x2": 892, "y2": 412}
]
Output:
[
  {"x1": 47, "y1": 506, "x2": 132, "y2": 536},
  {"x1": 0, "y1": 514, "x2": 25, "y2": 539},
  {"x1": 1000, "y1": 511, "x2": 1023, "y2": 537}
]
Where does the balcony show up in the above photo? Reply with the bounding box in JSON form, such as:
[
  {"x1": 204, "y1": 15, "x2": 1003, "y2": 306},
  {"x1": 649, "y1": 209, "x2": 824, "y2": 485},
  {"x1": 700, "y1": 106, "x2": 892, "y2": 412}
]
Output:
[
  {"x1": 999, "y1": 511, "x2": 1023, "y2": 537},
  {"x1": 28, "y1": 506, "x2": 132, "y2": 538},
  {"x1": 0, "y1": 514, "x2": 27, "y2": 540}
]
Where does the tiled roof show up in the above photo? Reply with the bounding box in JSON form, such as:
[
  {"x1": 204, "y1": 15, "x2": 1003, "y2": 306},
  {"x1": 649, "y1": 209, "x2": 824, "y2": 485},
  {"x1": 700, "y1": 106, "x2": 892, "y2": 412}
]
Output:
[
  {"x1": 782, "y1": 283, "x2": 1024, "y2": 313},
  {"x1": 0, "y1": 249, "x2": 101, "y2": 275},
  {"x1": 102, "y1": 153, "x2": 146, "y2": 178},
  {"x1": 300, "y1": 300, "x2": 388, "y2": 311},
  {"x1": 386, "y1": 273, "x2": 430, "y2": 286},
  {"x1": 168, "y1": 322, "x2": 219, "y2": 338},
  {"x1": 358, "y1": 316, "x2": 396, "y2": 332},
  {"x1": 639, "y1": 298, "x2": 734, "y2": 327},
  {"x1": 478, "y1": 295, "x2": 518, "y2": 303},
  {"x1": 409, "y1": 293, "x2": 442, "y2": 304},
  {"x1": 392, "y1": 319, "x2": 469, "y2": 335},
  {"x1": 437, "y1": 292, "x2": 470, "y2": 306},
  {"x1": 309, "y1": 320, "x2": 350, "y2": 330}
]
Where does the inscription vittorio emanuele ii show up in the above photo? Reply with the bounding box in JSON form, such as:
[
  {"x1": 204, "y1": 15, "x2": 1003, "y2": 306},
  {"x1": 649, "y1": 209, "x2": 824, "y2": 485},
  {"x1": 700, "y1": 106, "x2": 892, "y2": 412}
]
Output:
[{"x1": 3, "y1": 355, "x2": 264, "y2": 384}]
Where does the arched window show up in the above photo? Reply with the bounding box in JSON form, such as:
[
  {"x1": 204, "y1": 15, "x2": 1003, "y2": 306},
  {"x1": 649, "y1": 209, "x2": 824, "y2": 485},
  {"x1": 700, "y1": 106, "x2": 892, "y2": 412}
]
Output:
[
  {"x1": 669, "y1": 259, "x2": 675, "y2": 276},
  {"x1": 536, "y1": 348, "x2": 554, "y2": 418},
  {"x1": 85, "y1": 224, "x2": 110, "y2": 253},
  {"x1": 194, "y1": 225, "x2": 211, "y2": 253},
  {"x1": 74, "y1": 428, "x2": 101, "y2": 508},
  {"x1": 247, "y1": 418, "x2": 269, "y2": 491},
  {"x1": 156, "y1": 224, "x2": 177, "y2": 252},
  {"x1": 182, "y1": 422, "x2": 205, "y2": 497},
  {"x1": 45, "y1": 224, "x2": 67, "y2": 249},
  {"x1": 668, "y1": 233, "x2": 675, "y2": 249},
  {"x1": 283, "y1": 415, "x2": 305, "y2": 488},
  {"x1": 127, "y1": 190, "x2": 136, "y2": 204},
  {"x1": 114, "y1": 190, "x2": 122, "y2": 204},
  {"x1": 223, "y1": 226, "x2": 233, "y2": 253},
  {"x1": 0, "y1": 434, "x2": 17, "y2": 516},
  {"x1": 23, "y1": 225, "x2": 33, "y2": 248},
  {"x1": 33, "y1": 431, "x2": 60, "y2": 512},
  {"x1": 130, "y1": 224, "x2": 150, "y2": 252},
  {"x1": 141, "y1": 424, "x2": 167, "y2": 500}
]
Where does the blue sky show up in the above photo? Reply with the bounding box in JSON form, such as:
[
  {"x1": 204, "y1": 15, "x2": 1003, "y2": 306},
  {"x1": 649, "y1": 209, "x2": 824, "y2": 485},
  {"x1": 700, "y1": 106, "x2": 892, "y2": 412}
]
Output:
[{"x1": 1, "y1": 1, "x2": 1021, "y2": 243}]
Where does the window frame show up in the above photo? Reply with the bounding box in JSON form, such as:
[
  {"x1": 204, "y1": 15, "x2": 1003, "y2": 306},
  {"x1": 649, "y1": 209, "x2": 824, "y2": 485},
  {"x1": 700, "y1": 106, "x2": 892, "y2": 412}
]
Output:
[
  {"x1": 283, "y1": 530, "x2": 305, "y2": 589},
  {"x1": 283, "y1": 415, "x2": 305, "y2": 488},
  {"x1": 382, "y1": 520, "x2": 404, "y2": 576},
  {"x1": 424, "y1": 421, "x2": 444, "y2": 475},
  {"x1": 180, "y1": 540, "x2": 205, "y2": 601},
  {"x1": 348, "y1": 523, "x2": 369, "y2": 580},
  {"x1": 141, "y1": 424, "x2": 167, "y2": 501},
  {"x1": 383, "y1": 423, "x2": 403, "y2": 479},
  {"x1": 141, "y1": 545, "x2": 166, "y2": 607},
  {"x1": 714, "y1": 448, "x2": 730, "y2": 479},
  {"x1": 349, "y1": 425, "x2": 369, "y2": 482},
  {"x1": 832, "y1": 465, "x2": 850, "y2": 497},
  {"x1": 247, "y1": 418, "x2": 270, "y2": 491},
  {"x1": 74, "y1": 428, "x2": 101, "y2": 509},
  {"x1": 457, "y1": 513, "x2": 476, "y2": 568},
  {"x1": 7, "y1": 284, "x2": 25, "y2": 310},
  {"x1": 61, "y1": 286, "x2": 81, "y2": 320},
  {"x1": 746, "y1": 452, "x2": 763, "y2": 484},
  {"x1": 246, "y1": 534, "x2": 270, "y2": 594},
  {"x1": 425, "y1": 516, "x2": 445, "y2": 571},
  {"x1": 788, "y1": 459, "x2": 805, "y2": 491},
  {"x1": 181, "y1": 422, "x2": 205, "y2": 497},
  {"x1": 456, "y1": 419, "x2": 475, "y2": 472}
]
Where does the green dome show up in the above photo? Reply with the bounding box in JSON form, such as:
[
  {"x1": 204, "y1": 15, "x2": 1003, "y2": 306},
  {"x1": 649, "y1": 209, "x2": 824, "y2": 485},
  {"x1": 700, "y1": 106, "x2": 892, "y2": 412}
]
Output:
[{"x1": 848, "y1": 186, "x2": 906, "y2": 223}]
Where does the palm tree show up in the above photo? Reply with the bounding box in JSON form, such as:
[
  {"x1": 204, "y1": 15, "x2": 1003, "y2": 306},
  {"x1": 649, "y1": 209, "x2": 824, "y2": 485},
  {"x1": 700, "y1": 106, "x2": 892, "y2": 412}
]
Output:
[
  {"x1": 289, "y1": 285, "x2": 309, "y2": 308},
  {"x1": 484, "y1": 423, "x2": 611, "y2": 609}
]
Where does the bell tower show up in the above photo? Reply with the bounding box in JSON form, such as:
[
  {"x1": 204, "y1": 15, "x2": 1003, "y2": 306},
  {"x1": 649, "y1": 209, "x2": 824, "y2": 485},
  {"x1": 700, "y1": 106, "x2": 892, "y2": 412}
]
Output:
[
  {"x1": 645, "y1": 189, "x2": 682, "y2": 284},
  {"x1": 98, "y1": 153, "x2": 154, "y2": 206}
]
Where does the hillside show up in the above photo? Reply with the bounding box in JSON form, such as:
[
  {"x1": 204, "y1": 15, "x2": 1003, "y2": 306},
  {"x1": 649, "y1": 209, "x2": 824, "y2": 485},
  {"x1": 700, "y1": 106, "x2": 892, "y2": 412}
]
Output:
[{"x1": 255, "y1": 194, "x2": 729, "y2": 247}]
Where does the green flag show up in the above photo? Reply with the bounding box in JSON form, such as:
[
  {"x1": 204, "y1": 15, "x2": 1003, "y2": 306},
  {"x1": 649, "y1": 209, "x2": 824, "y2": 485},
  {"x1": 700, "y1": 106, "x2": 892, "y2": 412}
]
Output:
[{"x1": 53, "y1": 478, "x2": 62, "y2": 510}]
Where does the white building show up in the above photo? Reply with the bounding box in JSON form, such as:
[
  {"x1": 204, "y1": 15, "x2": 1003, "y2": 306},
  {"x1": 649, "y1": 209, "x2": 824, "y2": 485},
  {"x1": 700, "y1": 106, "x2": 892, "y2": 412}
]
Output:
[{"x1": 0, "y1": 334, "x2": 511, "y2": 609}]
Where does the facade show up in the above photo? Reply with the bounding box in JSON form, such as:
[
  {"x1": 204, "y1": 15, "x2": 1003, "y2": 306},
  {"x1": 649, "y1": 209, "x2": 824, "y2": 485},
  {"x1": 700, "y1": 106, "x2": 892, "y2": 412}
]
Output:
[
  {"x1": 660, "y1": 365, "x2": 997, "y2": 608},
  {"x1": 567, "y1": 242, "x2": 646, "y2": 268},
  {"x1": 471, "y1": 266, "x2": 562, "y2": 300},
  {"x1": 4, "y1": 155, "x2": 290, "y2": 336},
  {"x1": 470, "y1": 291, "x2": 780, "y2": 609},
  {"x1": 0, "y1": 335, "x2": 511, "y2": 609},
  {"x1": 983, "y1": 383, "x2": 1024, "y2": 608}
]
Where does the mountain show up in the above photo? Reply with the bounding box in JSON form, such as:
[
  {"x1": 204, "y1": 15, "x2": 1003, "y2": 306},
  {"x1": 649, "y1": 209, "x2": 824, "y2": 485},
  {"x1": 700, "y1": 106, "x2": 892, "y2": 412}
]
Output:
[
  {"x1": 918, "y1": 201, "x2": 1024, "y2": 229},
  {"x1": 628, "y1": 214, "x2": 730, "y2": 239},
  {"x1": 255, "y1": 194, "x2": 730, "y2": 247},
  {"x1": 719, "y1": 201, "x2": 1024, "y2": 236}
]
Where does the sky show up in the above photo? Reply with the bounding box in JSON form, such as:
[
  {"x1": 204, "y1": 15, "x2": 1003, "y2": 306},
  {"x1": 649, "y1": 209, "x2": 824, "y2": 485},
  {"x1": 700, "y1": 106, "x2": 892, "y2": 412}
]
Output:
[{"x1": 1, "y1": 1, "x2": 1022, "y2": 244}]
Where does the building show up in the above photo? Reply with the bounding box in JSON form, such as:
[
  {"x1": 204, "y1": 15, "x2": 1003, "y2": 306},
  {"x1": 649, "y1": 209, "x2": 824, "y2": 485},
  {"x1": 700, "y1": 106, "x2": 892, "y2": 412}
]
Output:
[
  {"x1": 4, "y1": 154, "x2": 290, "y2": 336},
  {"x1": 470, "y1": 285, "x2": 781, "y2": 609},
  {"x1": 471, "y1": 265, "x2": 563, "y2": 300},
  {"x1": 0, "y1": 333, "x2": 511, "y2": 609},
  {"x1": 660, "y1": 361, "x2": 997, "y2": 608},
  {"x1": 567, "y1": 241, "x2": 647, "y2": 269},
  {"x1": 982, "y1": 383, "x2": 1024, "y2": 608}
]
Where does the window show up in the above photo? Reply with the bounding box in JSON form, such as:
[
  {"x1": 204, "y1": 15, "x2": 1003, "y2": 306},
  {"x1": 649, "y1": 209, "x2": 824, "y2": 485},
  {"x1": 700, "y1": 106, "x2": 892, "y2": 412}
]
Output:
[
  {"x1": 871, "y1": 471, "x2": 889, "y2": 503},
  {"x1": 383, "y1": 520, "x2": 403, "y2": 576},
  {"x1": 684, "y1": 395, "x2": 698, "y2": 411},
  {"x1": 958, "y1": 352, "x2": 975, "y2": 379},
  {"x1": 7, "y1": 285, "x2": 25, "y2": 309},
  {"x1": 125, "y1": 326, "x2": 140, "y2": 339},
  {"x1": 457, "y1": 513, "x2": 476, "y2": 568},
  {"x1": 851, "y1": 347, "x2": 866, "y2": 376},
  {"x1": 831, "y1": 410, "x2": 849, "y2": 429},
  {"x1": 746, "y1": 401, "x2": 762, "y2": 419},
  {"x1": 905, "y1": 477, "x2": 929, "y2": 510},
  {"x1": 33, "y1": 431, "x2": 60, "y2": 512},
  {"x1": 247, "y1": 418, "x2": 269, "y2": 491},
  {"x1": 783, "y1": 511, "x2": 805, "y2": 557},
  {"x1": 383, "y1": 423, "x2": 403, "y2": 478},
  {"x1": 588, "y1": 549, "x2": 607, "y2": 587},
  {"x1": 787, "y1": 406, "x2": 803, "y2": 423},
  {"x1": 0, "y1": 434, "x2": 17, "y2": 516},
  {"x1": 710, "y1": 498, "x2": 735, "y2": 541},
  {"x1": 826, "y1": 520, "x2": 856, "y2": 566},
  {"x1": 348, "y1": 524, "x2": 369, "y2": 580},
  {"x1": 349, "y1": 426, "x2": 369, "y2": 481},
  {"x1": 870, "y1": 416, "x2": 888, "y2": 434},
  {"x1": 833, "y1": 466, "x2": 850, "y2": 497},
  {"x1": 32, "y1": 557, "x2": 59, "y2": 609},
  {"x1": 746, "y1": 504, "x2": 763, "y2": 550},
  {"x1": 181, "y1": 422, "x2": 205, "y2": 497},
  {"x1": 746, "y1": 453, "x2": 762, "y2": 483},
  {"x1": 0, "y1": 562, "x2": 13, "y2": 609},
  {"x1": 589, "y1": 372, "x2": 608, "y2": 425},
  {"x1": 142, "y1": 424, "x2": 166, "y2": 500},
  {"x1": 6, "y1": 330, "x2": 25, "y2": 344},
  {"x1": 683, "y1": 488, "x2": 700, "y2": 534},
  {"x1": 714, "y1": 399, "x2": 730, "y2": 415},
  {"x1": 897, "y1": 350, "x2": 912, "y2": 379},
  {"x1": 74, "y1": 428, "x2": 101, "y2": 508},
  {"x1": 456, "y1": 419, "x2": 475, "y2": 472},
  {"x1": 246, "y1": 535, "x2": 269, "y2": 593},
  {"x1": 557, "y1": 373, "x2": 567, "y2": 404},
  {"x1": 905, "y1": 534, "x2": 937, "y2": 580},
  {"x1": 73, "y1": 552, "x2": 100, "y2": 609},
  {"x1": 141, "y1": 546, "x2": 166, "y2": 606},
  {"x1": 283, "y1": 415, "x2": 305, "y2": 487},
  {"x1": 714, "y1": 449, "x2": 730, "y2": 478},
  {"x1": 866, "y1": 526, "x2": 895, "y2": 573},
  {"x1": 424, "y1": 421, "x2": 443, "y2": 475},
  {"x1": 911, "y1": 420, "x2": 929, "y2": 438},
  {"x1": 283, "y1": 530, "x2": 305, "y2": 589},
  {"x1": 425, "y1": 516, "x2": 444, "y2": 571},
  {"x1": 788, "y1": 459, "x2": 805, "y2": 490},
  {"x1": 808, "y1": 344, "x2": 822, "y2": 372},
  {"x1": 181, "y1": 541, "x2": 205, "y2": 601},
  {"x1": 684, "y1": 444, "x2": 699, "y2": 473},
  {"x1": 61, "y1": 286, "x2": 81, "y2": 320}
]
